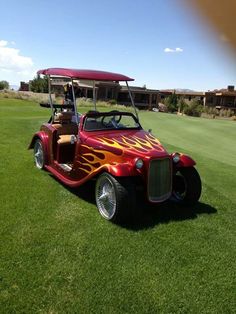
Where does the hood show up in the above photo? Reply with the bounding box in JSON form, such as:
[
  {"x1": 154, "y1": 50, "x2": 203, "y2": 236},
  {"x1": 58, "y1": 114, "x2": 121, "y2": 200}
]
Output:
[{"x1": 84, "y1": 129, "x2": 168, "y2": 158}]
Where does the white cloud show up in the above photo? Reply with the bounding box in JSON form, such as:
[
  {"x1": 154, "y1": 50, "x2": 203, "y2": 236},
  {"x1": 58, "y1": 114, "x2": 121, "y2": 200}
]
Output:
[
  {"x1": 164, "y1": 47, "x2": 184, "y2": 53},
  {"x1": 0, "y1": 40, "x2": 8, "y2": 47},
  {"x1": 164, "y1": 48, "x2": 175, "y2": 53},
  {"x1": 0, "y1": 40, "x2": 33, "y2": 73}
]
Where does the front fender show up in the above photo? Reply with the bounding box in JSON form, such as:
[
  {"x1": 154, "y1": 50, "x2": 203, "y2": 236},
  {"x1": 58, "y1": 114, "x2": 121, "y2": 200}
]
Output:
[
  {"x1": 175, "y1": 154, "x2": 196, "y2": 168},
  {"x1": 28, "y1": 131, "x2": 49, "y2": 165},
  {"x1": 106, "y1": 162, "x2": 136, "y2": 177}
]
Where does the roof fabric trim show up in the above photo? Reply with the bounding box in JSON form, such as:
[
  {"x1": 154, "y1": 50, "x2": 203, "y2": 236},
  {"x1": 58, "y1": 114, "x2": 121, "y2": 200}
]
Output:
[{"x1": 37, "y1": 68, "x2": 134, "y2": 81}]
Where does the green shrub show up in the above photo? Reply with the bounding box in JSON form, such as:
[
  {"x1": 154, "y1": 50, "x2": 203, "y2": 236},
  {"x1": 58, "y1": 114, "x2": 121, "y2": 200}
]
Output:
[
  {"x1": 0, "y1": 80, "x2": 9, "y2": 90},
  {"x1": 76, "y1": 98, "x2": 136, "y2": 112},
  {"x1": 108, "y1": 99, "x2": 117, "y2": 105},
  {"x1": 184, "y1": 100, "x2": 203, "y2": 117},
  {"x1": 219, "y1": 109, "x2": 226, "y2": 117},
  {"x1": 29, "y1": 76, "x2": 48, "y2": 93},
  {"x1": 204, "y1": 106, "x2": 209, "y2": 114},
  {"x1": 164, "y1": 93, "x2": 178, "y2": 113},
  {"x1": 178, "y1": 97, "x2": 188, "y2": 113},
  {"x1": 226, "y1": 109, "x2": 233, "y2": 117}
]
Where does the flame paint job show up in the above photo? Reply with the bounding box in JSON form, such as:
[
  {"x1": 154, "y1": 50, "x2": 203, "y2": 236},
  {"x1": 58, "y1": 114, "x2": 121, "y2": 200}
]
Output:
[
  {"x1": 76, "y1": 143, "x2": 131, "y2": 180},
  {"x1": 28, "y1": 67, "x2": 200, "y2": 207},
  {"x1": 68, "y1": 130, "x2": 169, "y2": 183},
  {"x1": 94, "y1": 133, "x2": 165, "y2": 154},
  {"x1": 29, "y1": 114, "x2": 196, "y2": 190}
]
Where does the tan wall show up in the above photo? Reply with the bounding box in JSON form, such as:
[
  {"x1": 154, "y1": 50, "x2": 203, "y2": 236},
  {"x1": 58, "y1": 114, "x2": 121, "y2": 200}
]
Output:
[{"x1": 18, "y1": 91, "x2": 56, "y2": 102}]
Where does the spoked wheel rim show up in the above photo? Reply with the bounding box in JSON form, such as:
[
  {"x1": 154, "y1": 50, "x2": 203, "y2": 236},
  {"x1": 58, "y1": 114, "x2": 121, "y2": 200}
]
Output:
[
  {"x1": 96, "y1": 176, "x2": 117, "y2": 220},
  {"x1": 172, "y1": 171, "x2": 187, "y2": 201},
  {"x1": 34, "y1": 140, "x2": 44, "y2": 169}
]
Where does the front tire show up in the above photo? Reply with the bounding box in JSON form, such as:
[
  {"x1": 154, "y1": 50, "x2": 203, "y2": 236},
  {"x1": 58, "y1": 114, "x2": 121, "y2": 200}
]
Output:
[
  {"x1": 95, "y1": 173, "x2": 135, "y2": 222},
  {"x1": 172, "y1": 167, "x2": 201, "y2": 205},
  {"x1": 34, "y1": 139, "x2": 45, "y2": 169}
]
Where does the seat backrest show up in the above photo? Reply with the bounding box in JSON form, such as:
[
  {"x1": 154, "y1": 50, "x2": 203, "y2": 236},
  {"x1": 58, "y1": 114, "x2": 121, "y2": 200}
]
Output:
[
  {"x1": 56, "y1": 112, "x2": 73, "y2": 123},
  {"x1": 52, "y1": 123, "x2": 78, "y2": 135}
]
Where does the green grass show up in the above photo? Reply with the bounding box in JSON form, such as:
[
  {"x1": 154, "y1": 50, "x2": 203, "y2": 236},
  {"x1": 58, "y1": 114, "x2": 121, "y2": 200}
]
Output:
[{"x1": 0, "y1": 99, "x2": 236, "y2": 313}]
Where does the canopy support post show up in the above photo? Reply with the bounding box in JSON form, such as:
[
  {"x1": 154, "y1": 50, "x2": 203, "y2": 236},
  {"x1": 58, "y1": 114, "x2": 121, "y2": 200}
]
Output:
[
  {"x1": 48, "y1": 75, "x2": 54, "y2": 123},
  {"x1": 126, "y1": 81, "x2": 139, "y2": 121},
  {"x1": 71, "y1": 79, "x2": 79, "y2": 124},
  {"x1": 93, "y1": 80, "x2": 97, "y2": 111}
]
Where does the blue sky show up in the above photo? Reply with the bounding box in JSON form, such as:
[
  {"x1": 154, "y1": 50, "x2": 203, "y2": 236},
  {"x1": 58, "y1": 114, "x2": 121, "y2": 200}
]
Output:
[{"x1": 0, "y1": 0, "x2": 235, "y2": 90}]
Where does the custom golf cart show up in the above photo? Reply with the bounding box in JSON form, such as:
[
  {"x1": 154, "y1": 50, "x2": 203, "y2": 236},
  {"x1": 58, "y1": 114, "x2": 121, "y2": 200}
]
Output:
[{"x1": 29, "y1": 68, "x2": 201, "y2": 222}]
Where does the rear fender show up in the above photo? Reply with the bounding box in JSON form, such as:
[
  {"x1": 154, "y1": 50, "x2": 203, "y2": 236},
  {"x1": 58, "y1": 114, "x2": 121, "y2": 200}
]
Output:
[{"x1": 28, "y1": 131, "x2": 49, "y2": 165}]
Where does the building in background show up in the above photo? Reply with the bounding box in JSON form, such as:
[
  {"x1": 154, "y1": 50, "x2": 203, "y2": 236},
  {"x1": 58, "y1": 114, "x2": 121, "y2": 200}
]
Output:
[
  {"x1": 204, "y1": 86, "x2": 236, "y2": 110},
  {"x1": 17, "y1": 79, "x2": 236, "y2": 111},
  {"x1": 19, "y1": 81, "x2": 29, "y2": 91}
]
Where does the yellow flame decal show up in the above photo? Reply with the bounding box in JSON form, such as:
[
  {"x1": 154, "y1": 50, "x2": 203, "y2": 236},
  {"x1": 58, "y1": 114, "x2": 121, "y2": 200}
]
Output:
[
  {"x1": 78, "y1": 145, "x2": 124, "y2": 174},
  {"x1": 96, "y1": 134, "x2": 164, "y2": 153},
  {"x1": 77, "y1": 134, "x2": 164, "y2": 178}
]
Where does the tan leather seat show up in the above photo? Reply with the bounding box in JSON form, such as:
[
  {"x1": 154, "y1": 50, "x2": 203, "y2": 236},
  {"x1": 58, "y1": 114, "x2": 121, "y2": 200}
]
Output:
[
  {"x1": 53, "y1": 123, "x2": 78, "y2": 135},
  {"x1": 57, "y1": 134, "x2": 73, "y2": 145},
  {"x1": 52, "y1": 114, "x2": 78, "y2": 145},
  {"x1": 54, "y1": 112, "x2": 73, "y2": 123}
]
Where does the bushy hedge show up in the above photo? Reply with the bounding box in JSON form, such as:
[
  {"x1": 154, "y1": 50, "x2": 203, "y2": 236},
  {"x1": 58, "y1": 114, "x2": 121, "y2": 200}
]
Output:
[
  {"x1": 164, "y1": 95, "x2": 203, "y2": 117},
  {"x1": 164, "y1": 93, "x2": 178, "y2": 112},
  {"x1": 0, "y1": 80, "x2": 9, "y2": 90},
  {"x1": 29, "y1": 76, "x2": 48, "y2": 93},
  {"x1": 203, "y1": 106, "x2": 234, "y2": 118}
]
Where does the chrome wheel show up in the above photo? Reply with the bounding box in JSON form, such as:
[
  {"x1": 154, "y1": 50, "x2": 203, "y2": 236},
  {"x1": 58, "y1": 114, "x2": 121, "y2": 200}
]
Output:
[
  {"x1": 34, "y1": 139, "x2": 44, "y2": 169},
  {"x1": 96, "y1": 174, "x2": 117, "y2": 220}
]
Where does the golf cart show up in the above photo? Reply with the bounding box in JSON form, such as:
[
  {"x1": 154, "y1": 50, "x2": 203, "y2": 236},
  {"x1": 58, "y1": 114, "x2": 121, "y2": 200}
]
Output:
[{"x1": 29, "y1": 68, "x2": 201, "y2": 222}]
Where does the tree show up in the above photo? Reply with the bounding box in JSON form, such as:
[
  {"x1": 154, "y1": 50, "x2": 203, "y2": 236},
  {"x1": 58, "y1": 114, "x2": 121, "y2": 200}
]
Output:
[
  {"x1": 178, "y1": 97, "x2": 188, "y2": 113},
  {"x1": 164, "y1": 92, "x2": 178, "y2": 112},
  {"x1": 29, "y1": 76, "x2": 48, "y2": 93},
  {"x1": 0, "y1": 80, "x2": 9, "y2": 90},
  {"x1": 184, "y1": 99, "x2": 203, "y2": 117}
]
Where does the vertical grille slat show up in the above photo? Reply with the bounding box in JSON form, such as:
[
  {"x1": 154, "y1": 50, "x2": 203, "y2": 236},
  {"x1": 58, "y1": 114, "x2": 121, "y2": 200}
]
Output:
[{"x1": 148, "y1": 158, "x2": 172, "y2": 202}]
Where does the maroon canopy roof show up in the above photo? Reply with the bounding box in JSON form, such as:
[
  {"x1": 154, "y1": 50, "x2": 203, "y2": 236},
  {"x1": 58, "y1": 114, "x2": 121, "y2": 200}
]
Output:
[{"x1": 37, "y1": 68, "x2": 134, "y2": 81}]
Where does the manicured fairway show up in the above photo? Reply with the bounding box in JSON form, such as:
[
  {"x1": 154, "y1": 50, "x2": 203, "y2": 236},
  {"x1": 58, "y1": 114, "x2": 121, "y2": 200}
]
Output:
[{"x1": 0, "y1": 99, "x2": 236, "y2": 313}]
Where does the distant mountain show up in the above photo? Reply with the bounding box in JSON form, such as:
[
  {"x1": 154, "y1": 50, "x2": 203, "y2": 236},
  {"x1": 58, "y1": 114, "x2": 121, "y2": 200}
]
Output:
[
  {"x1": 175, "y1": 88, "x2": 199, "y2": 93},
  {"x1": 161, "y1": 88, "x2": 199, "y2": 93}
]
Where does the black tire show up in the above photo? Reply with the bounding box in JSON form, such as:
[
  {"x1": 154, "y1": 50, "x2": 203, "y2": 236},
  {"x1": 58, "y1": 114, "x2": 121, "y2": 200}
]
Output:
[
  {"x1": 95, "y1": 172, "x2": 136, "y2": 222},
  {"x1": 172, "y1": 167, "x2": 201, "y2": 205},
  {"x1": 34, "y1": 139, "x2": 45, "y2": 169}
]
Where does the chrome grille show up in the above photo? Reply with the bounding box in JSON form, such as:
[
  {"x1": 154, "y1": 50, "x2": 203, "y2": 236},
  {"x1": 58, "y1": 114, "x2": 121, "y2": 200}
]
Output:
[{"x1": 148, "y1": 158, "x2": 172, "y2": 202}]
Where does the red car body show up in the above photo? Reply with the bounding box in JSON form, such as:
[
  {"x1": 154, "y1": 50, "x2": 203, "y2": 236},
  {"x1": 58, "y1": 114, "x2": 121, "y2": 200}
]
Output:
[{"x1": 29, "y1": 68, "x2": 201, "y2": 222}]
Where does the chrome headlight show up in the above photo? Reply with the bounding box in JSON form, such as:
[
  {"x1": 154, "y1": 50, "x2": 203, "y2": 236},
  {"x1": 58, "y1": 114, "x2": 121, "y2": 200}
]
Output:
[
  {"x1": 135, "y1": 158, "x2": 144, "y2": 169},
  {"x1": 172, "y1": 153, "x2": 180, "y2": 163}
]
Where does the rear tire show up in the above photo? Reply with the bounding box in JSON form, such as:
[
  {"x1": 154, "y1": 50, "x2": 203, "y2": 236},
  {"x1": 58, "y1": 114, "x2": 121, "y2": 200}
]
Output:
[
  {"x1": 95, "y1": 173, "x2": 136, "y2": 222},
  {"x1": 172, "y1": 167, "x2": 201, "y2": 205}
]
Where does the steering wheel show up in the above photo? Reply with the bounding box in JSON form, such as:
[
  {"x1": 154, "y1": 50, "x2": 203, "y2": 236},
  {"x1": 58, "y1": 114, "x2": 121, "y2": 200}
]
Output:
[
  {"x1": 101, "y1": 114, "x2": 122, "y2": 127},
  {"x1": 112, "y1": 115, "x2": 122, "y2": 124},
  {"x1": 109, "y1": 111, "x2": 122, "y2": 123}
]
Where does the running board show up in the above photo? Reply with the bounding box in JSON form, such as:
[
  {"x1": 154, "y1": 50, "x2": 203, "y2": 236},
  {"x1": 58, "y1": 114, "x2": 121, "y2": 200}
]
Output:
[
  {"x1": 44, "y1": 164, "x2": 84, "y2": 188},
  {"x1": 59, "y1": 163, "x2": 72, "y2": 172}
]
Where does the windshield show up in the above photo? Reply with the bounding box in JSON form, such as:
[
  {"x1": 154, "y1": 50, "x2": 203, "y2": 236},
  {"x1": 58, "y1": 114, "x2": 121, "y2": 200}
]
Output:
[{"x1": 84, "y1": 112, "x2": 141, "y2": 131}]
